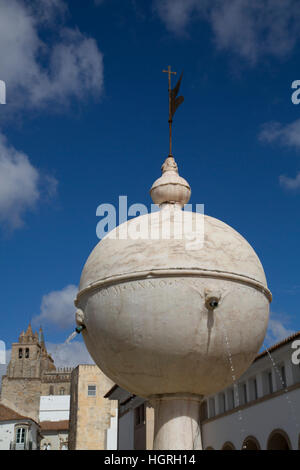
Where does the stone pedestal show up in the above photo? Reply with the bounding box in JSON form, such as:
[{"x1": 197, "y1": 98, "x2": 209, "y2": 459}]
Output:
[{"x1": 151, "y1": 394, "x2": 203, "y2": 450}]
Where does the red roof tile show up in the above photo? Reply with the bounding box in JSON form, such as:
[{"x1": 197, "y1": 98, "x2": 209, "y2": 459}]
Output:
[
  {"x1": 0, "y1": 404, "x2": 33, "y2": 422},
  {"x1": 40, "y1": 420, "x2": 69, "y2": 431}
]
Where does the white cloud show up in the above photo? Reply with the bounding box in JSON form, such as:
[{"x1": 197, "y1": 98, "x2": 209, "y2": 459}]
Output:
[
  {"x1": 265, "y1": 313, "x2": 295, "y2": 347},
  {"x1": 0, "y1": 132, "x2": 57, "y2": 230},
  {"x1": 33, "y1": 284, "x2": 78, "y2": 329},
  {"x1": 259, "y1": 119, "x2": 300, "y2": 149},
  {"x1": 279, "y1": 172, "x2": 300, "y2": 191},
  {"x1": 153, "y1": 0, "x2": 201, "y2": 35},
  {"x1": 0, "y1": 0, "x2": 103, "y2": 109},
  {"x1": 154, "y1": 0, "x2": 300, "y2": 64},
  {"x1": 258, "y1": 120, "x2": 300, "y2": 191},
  {"x1": 47, "y1": 340, "x2": 94, "y2": 368}
]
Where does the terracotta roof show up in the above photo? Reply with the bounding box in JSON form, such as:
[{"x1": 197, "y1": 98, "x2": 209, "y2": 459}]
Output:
[
  {"x1": 0, "y1": 404, "x2": 33, "y2": 422},
  {"x1": 40, "y1": 420, "x2": 69, "y2": 431},
  {"x1": 255, "y1": 330, "x2": 300, "y2": 361}
]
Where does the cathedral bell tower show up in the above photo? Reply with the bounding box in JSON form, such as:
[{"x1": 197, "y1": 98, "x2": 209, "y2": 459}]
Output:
[
  {"x1": 6, "y1": 323, "x2": 55, "y2": 379},
  {"x1": 0, "y1": 324, "x2": 56, "y2": 421}
]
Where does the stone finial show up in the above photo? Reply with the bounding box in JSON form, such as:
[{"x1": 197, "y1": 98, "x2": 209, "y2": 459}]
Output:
[
  {"x1": 19, "y1": 331, "x2": 25, "y2": 343},
  {"x1": 150, "y1": 155, "x2": 191, "y2": 208},
  {"x1": 24, "y1": 322, "x2": 33, "y2": 340},
  {"x1": 39, "y1": 326, "x2": 46, "y2": 349}
]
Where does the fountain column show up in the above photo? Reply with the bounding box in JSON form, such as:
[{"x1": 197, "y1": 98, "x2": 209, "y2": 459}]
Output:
[{"x1": 151, "y1": 394, "x2": 203, "y2": 450}]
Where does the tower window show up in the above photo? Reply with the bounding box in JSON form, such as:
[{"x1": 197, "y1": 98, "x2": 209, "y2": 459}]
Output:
[
  {"x1": 18, "y1": 348, "x2": 23, "y2": 359},
  {"x1": 25, "y1": 348, "x2": 29, "y2": 358}
]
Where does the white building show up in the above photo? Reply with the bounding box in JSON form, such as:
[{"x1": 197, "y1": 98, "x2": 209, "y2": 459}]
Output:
[
  {"x1": 39, "y1": 395, "x2": 70, "y2": 422},
  {"x1": 201, "y1": 331, "x2": 300, "y2": 450},
  {"x1": 40, "y1": 420, "x2": 69, "y2": 450},
  {"x1": 39, "y1": 395, "x2": 70, "y2": 450},
  {"x1": 106, "y1": 332, "x2": 300, "y2": 450},
  {"x1": 0, "y1": 404, "x2": 40, "y2": 450}
]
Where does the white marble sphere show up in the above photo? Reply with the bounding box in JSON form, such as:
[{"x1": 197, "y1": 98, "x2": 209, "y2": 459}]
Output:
[{"x1": 75, "y1": 156, "x2": 271, "y2": 399}]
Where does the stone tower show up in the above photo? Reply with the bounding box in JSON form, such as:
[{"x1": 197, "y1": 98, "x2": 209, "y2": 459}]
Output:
[
  {"x1": 1, "y1": 324, "x2": 71, "y2": 422},
  {"x1": 5, "y1": 324, "x2": 55, "y2": 380}
]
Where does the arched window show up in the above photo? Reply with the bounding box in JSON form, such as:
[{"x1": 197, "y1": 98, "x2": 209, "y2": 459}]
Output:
[
  {"x1": 15, "y1": 425, "x2": 28, "y2": 449},
  {"x1": 59, "y1": 388, "x2": 65, "y2": 395},
  {"x1": 25, "y1": 348, "x2": 29, "y2": 358},
  {"x1": 267, "y1": 429, "x2": 291, "y2": 450},
  {"x1": 16, "y1": 427, "x2": 26, "y2": 444},
  {"x1": 222, "y1": 441, "x2": 235, "y2": 450},
  {"x1": 18, "y1": 348, "x2": 23, "y2": 359},
  {"x1": 49, "y1": 386, "x2": 54, "y2": 395},
  {"x1": 242, "y1": 436, "x2": 261, "y2": 450}
]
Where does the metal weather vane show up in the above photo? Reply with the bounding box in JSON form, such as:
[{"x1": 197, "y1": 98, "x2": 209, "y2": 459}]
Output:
[{"x1": 162, "y1": 65, "x2": 184, "y2": 156}]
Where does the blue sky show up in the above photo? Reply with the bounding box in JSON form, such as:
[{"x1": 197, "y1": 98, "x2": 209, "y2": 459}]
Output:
[{"x1": 1, "y1": 0, "x2": 300, "y2": 367}]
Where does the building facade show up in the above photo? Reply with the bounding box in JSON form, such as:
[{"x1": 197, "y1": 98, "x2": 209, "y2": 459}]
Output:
[
  {"x1": 1, "y1": 324, "x2": 72, "y2": 423},
  {"x1": 68, "y1": 364, "x2": 118, "y2": 450},
  {"x1": 40, "y1": 420, "x2": 69, "y2": 450},
  {"x1": 200, "y1": 332, "x2": 300, "y2": 450},
  {"x1": 0, "y1": 324, "x2": 74, "y2": 449},
  {"x1": 39, "y1": 395, "x2": 70, "y2": 450},
  {"x1": 0, "y1": 404, "x2": 40, "y2": 450},
  {"x1": 106, "y1": 332, "x2": 300, "y2": 450},
  {"x1": 104, "y1": 386, "x2": 154, "y2": 450}
]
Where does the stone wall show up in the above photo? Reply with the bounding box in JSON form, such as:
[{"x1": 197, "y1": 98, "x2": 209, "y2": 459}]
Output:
[
  {"x1": 0, "y1": 377, "x2": 41, "y2": 421},
  {"x1": 41, "y1": 379, "x2": 71, "y2": 396},
  {"x1": 68, "y1": 365, "x2": 117, "y2": 450}
]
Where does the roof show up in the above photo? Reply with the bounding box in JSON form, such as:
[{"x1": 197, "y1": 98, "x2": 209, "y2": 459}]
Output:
[
  {"x1": 40, "y1": 420, "x2": 69, "y2": 431},
  {"x1": 254, "y1": 330, "x2": 300, "y2": 362},
  {"x1": 104, "y1": 383, "x2": 119, "y2": 399},
  {"x1": 0, "y1": 404, "x2": 35, "y2": 423}
]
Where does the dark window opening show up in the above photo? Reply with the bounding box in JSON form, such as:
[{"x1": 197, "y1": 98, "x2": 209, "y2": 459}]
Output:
[
  {"x1": 268, "y1": 372, "x2": 273, "y2": 394},
  {"x1": 135, "y1": 404, "x2": 145, "y2": 426},
  {"x1": 281, "y1": 366, "x2": 287, "y2": 389}
]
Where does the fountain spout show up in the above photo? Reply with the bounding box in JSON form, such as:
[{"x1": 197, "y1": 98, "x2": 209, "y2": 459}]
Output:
[{"x1": 75, "y1": 325, "x2": 86, "y2": 334}]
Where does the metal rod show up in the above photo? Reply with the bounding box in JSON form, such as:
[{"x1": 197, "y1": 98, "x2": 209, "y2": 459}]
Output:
[{"x1": 163, "y1": 65, "x2": 176, "y2": 156}]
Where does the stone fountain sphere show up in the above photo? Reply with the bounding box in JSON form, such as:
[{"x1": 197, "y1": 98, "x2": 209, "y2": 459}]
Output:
[{"x1": 75, "y1": 208, "x2": 271, "y2": 398}]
